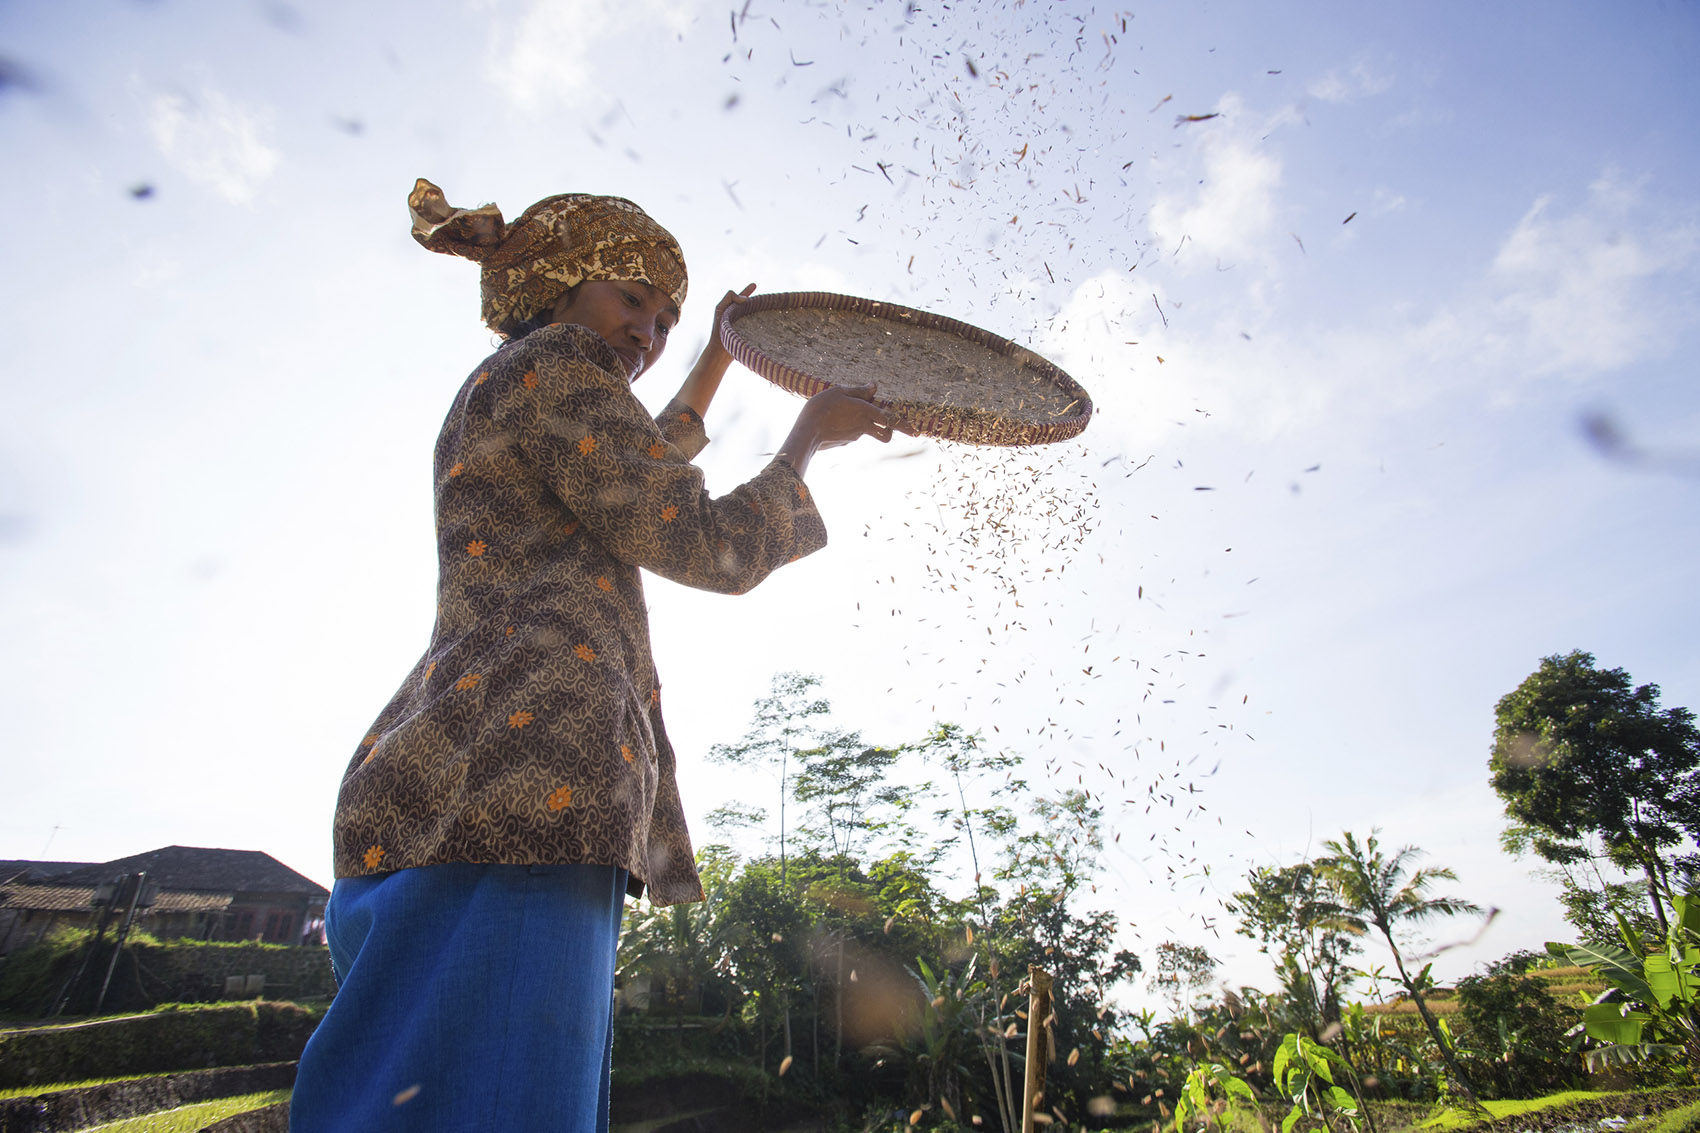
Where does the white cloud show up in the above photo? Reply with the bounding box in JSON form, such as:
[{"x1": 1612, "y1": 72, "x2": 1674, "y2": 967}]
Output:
[
  {"x1": 1477, "y1": 170, "x2": 1699, "y2": 379},
  {"x1": 1147, "y1": 94, "x2": 1286, "y2": 271},
  {"x1": 147, "y1": 86, "x2": 279, "y2": 204},
  {"x1": 1306, "y1": 59, "x2": 1395, "y2": 104},
  {"x1": 485, "y1": 0, "x2": 695, "y2": 110},
  {"x1": 1049, "y1": 168, "x2": 1700, "y2": 455}
]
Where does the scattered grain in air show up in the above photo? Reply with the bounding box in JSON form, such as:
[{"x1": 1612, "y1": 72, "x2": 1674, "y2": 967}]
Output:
[
  {"x1": 1068, "y1": 1046, "x2": 1081, "y2": 1065},
  {"x1": 779, "y1": 1055, "x2": 794, "y2": 1076},
  {"x1": 910, "y1": 1109, "x2": 924, "y2": 1126},
  {"x1": 393, "y1": 1085, "x2": 422, "y2": 1106}
]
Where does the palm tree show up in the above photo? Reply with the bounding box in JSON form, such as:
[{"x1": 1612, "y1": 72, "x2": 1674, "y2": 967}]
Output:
[{"x1": 1314, "y1": 829, "x2": 1485, "y2": 1106}]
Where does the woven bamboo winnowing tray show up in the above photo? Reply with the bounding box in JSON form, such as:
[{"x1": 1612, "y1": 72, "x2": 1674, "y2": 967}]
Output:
[{"x1": 719, "y1": 292, "x2": 1093, "y2": 446}]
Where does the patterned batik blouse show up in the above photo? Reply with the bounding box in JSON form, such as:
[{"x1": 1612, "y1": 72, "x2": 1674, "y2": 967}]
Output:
[{"x1": 331, "y1": 323, "x2": 827, "y2": 905}]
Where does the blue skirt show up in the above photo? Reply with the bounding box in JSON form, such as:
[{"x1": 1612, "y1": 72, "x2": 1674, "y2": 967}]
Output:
[{"x1": 290, "y1": 863, "x2": 628, "y2": 1132}]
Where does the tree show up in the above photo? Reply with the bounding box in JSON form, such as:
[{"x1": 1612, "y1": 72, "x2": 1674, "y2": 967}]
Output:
[
  {"x1": 1314, "y1": 830, "x2": 1485, "y2": 1104},
  {"x1": 993, "y1": 789, "x2": 1142, "y2": 1126},
  {"x1": 708, "y1": 671, "x2": 835, "y2": 886},
  {"x1": 1151, "y1": 941, "x2": 1218, "y2": 1019},
  {"x1": 792, "y1": 733, "x2": 911, "y2": 866},
  {"x1": 1490, "y1": 651, "x2": 1700, "y2": 935},
  {"x1": 1231, "y1": 862, "x2": 1361, "y2": 1034}
]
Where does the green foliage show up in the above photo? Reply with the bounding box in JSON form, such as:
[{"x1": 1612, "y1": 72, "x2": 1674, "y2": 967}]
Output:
[
  {"x1": 1490, "y1": 651, "x2": 1700, "y2": 932},
  {"x1": 1449, "y1": 969, "x2": 1583, "y2": 1097},
  {"x1": 1270, "y1": 1033, "x2": 1360, "y2": 1133},
  {"x1": 0, "y1": 1001, "x2": 321, "y2": 1088},
  {"x1": 708, "y1": 671, "x2": 837, "y2": 883},
  {"x1": 1549, "y1": 889, "x2": 1700, "y2": 1075},
  {"x1": 1231, "y1": 863, "x2": 1362, "y2": 1036},
  {"x1": 619, "y1": 681, "x2": 1148, "y2": 1131},
  {"x1": 1172, "y1": 1059, "x2": 1255, "y2": 1133},
  {"x1": 794, "y1": 737, "x2": 912, "y2": 864},
  {"x1": 1554, "y1": 874, "x2": 1664, "y2": 949}
]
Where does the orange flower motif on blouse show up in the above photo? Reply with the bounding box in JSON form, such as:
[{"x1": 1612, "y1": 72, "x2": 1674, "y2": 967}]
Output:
[
  {"x1": 596, "y1": 576, "x2": 613, "y2": 592},
  {"x1": 505, "y1": 625, "x2": 515, "y2": 637},
  {"x1": 361, "y1": 733, "x2": 378, "y2": 747},
  {"x1": 456, "y1": 673, "x2": 482, "y2": 691},
  {"x1": 363, "y1": 844, "x2": 385, "y2": 870},
  {"x1": 621, "y1": 744, "x2": 635, "y2": 763},
  {"x1": 466, "y1": 540, "x2": 487, "y2": 557},
  {"x1": 509, "y1": 710, "x2": 534, "y2": 729},
  {"x1": 448, "y1": 462, "x2": 465, "y2": 478},
  {"x1": 521, "y1": 370, "x2": 539, "y2": 390},
  {"x1": 424, "y1": 661, "x2": 436, "y2": 680},
  {"x1": 546, "y1": 785, "x2": 574, "y2": 811},
  {"x1": 650, "y1": 688, "x2": 660, "y2": 706},
  {"x1": 574, "y1": 643, "x2": 597, "y2": 662},
  {"x1": 660, "y1": 504, "x2": 679, "y2": 523},
  {"x1": 795, "y1": 482, "x2": 808, "y2": 502},
  {"x1": 473, "y1": 370, "x2": 489, "y2": 386},
  {"x1": 678, "y1": 412, "x2": 692, "y2": 423},
  {"x1": 578, "y1": 435, "x2": 597, "y2": 456},
  {"x1": 647, "y1": 441, "x2": 666, "y2": 459}
]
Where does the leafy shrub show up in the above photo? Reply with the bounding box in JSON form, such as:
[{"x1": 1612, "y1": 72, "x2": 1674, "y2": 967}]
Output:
[{"x1": 1452, "y1": 971, "x2": 1583, "y2": 1098}]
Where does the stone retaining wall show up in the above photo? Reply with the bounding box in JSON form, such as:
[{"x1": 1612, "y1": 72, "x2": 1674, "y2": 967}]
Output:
[{"x1": 0, "y1": 1060, "x2": 295, "y2": 1133}]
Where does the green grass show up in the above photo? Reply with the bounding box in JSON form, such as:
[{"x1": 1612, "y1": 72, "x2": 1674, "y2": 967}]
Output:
[
  {"x1": 1417, "y1": 1090, "x2": 1608, "y2": 1130},
  {"x1": 1647, "y1": 1097, "x2": 1700, "y2": 1133},
  {"x1": 80, "y1": 1089, "x2": 289, "y2": 1132},
  {"x1": 0, "y1": 1072, "x2": 163, "y2": 1100},
  {"x1": 1413, "y1": 1089, "x2": 1700, "y2": 1132}
]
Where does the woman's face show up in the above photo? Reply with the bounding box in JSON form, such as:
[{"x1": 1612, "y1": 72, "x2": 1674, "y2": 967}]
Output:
[{"x1": 550, "y1": 279, "x2": 680, "y2": 381}]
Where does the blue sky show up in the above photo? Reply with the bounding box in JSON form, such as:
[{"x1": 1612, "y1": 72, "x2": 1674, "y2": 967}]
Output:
[{"x1": 2, "y1": 0, "x2": 1697, "y2": 1004}]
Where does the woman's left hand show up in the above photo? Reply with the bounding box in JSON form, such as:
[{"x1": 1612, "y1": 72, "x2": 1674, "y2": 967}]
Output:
[
  {"x1": 677, "y1": 283, "x2": 757, "y2": 417},
  {"x1": 704, "y1": 283, "x2": 758, "y2": 368}
]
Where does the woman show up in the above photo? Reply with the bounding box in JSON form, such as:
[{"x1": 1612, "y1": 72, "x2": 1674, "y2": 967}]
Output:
[{"x1": 289, "y1": 180, "x2": 891, "y2": 1131}]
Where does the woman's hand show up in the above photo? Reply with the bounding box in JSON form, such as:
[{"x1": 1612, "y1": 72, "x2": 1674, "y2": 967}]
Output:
[
  {"x1": 705, "y1": 284, "x2": 757, "y2": 367},
  {"x1": 676, "y1": 282, "x2": 758, "y2": 418},
  {"x1": 776, "y1": 384, "x2": 894, "y2": 478}
]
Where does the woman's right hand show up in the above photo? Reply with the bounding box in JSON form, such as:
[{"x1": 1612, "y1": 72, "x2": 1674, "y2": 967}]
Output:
[{"x1": 776, "y1": 384, "x2": 894, "y2": 478}]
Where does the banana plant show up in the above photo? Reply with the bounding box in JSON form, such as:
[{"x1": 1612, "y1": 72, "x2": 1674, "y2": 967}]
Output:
[{"x1": 1547, "y1": 890, "x2": 1700, "y2": 1072}]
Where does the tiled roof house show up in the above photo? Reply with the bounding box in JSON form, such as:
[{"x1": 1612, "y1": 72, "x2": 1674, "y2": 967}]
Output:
[{"x1": 0, "y1": 846, "x2": 328, "y2": 954}]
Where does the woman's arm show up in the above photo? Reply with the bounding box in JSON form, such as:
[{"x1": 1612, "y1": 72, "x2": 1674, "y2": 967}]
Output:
[{"x1": 673, "y1": 283, "x2": 756, "y2": 419}]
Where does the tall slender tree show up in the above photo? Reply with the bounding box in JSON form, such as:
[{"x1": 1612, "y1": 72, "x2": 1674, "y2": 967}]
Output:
[
  {"x1": 707, "y1": 671, "x2": 833, "y2": 885},
  {"x1": 792, "y1": 733, "x2": 909, "y2": 865},
  {"x1": 1314, "y1": 830, "x2": 1484, "y2": 1105}
]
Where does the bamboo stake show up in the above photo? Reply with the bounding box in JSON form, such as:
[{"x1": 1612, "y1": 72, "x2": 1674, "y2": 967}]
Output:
[{"x1": 1021, "y1": 966, "x2": 1052, "y2": 1133}]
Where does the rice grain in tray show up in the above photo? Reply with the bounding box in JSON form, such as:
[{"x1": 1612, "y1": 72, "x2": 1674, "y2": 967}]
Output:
[{"x1": 721, "y1": 292, "x2": 1093, "y2": 446}]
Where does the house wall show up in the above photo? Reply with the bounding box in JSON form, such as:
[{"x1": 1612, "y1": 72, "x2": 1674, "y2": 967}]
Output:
[{"x1": 213, "y1": 891, "x2": 325, "y2": 945}]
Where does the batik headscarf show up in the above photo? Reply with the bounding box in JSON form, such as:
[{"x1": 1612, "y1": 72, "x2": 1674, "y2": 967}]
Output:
[{"x1": 408, "y1": 178, "x2": 689, "y2": 336}]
